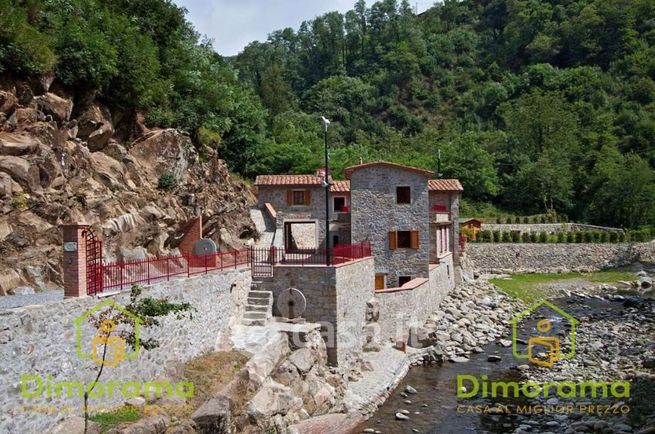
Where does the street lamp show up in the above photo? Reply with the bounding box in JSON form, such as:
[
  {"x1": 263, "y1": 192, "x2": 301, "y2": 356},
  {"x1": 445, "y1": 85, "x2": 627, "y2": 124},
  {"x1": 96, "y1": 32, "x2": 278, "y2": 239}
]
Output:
[{"x1": 321, "y1": 116, "x2": 331, "y2": 266}]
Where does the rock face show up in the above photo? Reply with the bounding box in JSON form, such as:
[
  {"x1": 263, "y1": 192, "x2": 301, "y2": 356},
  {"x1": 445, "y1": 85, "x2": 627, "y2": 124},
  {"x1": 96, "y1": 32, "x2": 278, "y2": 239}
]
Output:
[{"x1": 0, "y1": 81, "x2": 256, "y2": 294}]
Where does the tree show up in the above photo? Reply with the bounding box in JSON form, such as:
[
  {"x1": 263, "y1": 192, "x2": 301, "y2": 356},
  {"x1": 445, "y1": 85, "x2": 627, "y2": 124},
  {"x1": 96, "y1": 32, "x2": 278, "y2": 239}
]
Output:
[{"x1": 82, "y1": 286, "x2": 194, "y2": 433}]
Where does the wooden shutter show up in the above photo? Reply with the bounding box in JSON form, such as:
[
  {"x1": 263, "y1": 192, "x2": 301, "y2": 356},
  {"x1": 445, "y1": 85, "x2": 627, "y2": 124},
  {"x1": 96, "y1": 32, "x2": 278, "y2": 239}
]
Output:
[
  {"x1": 287, "y1": 190, "x2": 293, "y2": 206},
  {"x1": 389, "y1": 231, "x2": 397, "y2": 250},
  {"x1": 410, "y1": 230, "x2": 420, "y2": 249},
  {"x1": 304, "y1": 190, "x2": 311, "y2": 205},
  {"x1": 375, "y1": 275, "x2": 385, "y2": 290}
]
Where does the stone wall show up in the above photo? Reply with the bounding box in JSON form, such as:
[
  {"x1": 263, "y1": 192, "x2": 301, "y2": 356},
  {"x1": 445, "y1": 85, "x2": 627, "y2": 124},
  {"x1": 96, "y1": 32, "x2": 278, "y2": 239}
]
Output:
[
  {"x1": 465, "y1": 242, "x2": 655, "y2": 273},
  {"x1": 264, "y1": 258, "x2": 375, "y2": 369},
  {"x1": 374, "y1": 255, "x2": 455, "y2": 343},
  {"x1": 0, "y1": 269, "x2": 251, "y2": 434},
  {"x1": 350, "y1": 166, "x2": 430, "y2": 287},
  {"x1": 481, "y1": 223, "x2": 623, "y2": 233},
  {"x1": 257, "y1": 185, "x2": 328, "y2": 249}
]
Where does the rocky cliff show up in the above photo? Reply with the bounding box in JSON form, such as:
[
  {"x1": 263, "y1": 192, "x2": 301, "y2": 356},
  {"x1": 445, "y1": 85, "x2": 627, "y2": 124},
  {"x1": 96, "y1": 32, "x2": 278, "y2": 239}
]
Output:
[{"x1": 0, "y1": 77, "x2": 256, "y2": 295}]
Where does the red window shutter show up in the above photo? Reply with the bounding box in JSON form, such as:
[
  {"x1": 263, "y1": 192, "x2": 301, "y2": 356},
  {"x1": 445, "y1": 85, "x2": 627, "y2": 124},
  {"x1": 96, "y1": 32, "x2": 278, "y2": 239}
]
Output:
[{"x1": 304, "y1": 190, "x2": 311, "y2": 205}]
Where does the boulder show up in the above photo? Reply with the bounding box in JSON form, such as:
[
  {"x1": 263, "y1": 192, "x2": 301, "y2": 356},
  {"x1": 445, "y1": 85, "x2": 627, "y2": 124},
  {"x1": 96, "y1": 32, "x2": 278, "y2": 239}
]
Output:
[
  {"x1": 0, "y1": 172, "x2": 22, "y2": 198},
  {"x1": 116, "y1": 414, "x2": 170, "y2": 434},
  {"x1": 0, "y1": 156, "x2": 41, "y2": 192},
  {"x1": 288, "y1": 347, "x2": 315, "y2": 374},
  {"x1": 286, "y1": 412, "x2": 364, "y2": 434},
  {"x1": 365, "y1": 297, "x2": 380, "y2": 322},
  {"x1": 129, "y1": 129, "x2": 197, "y2": 186},
  {"x1": 0, "y1": 90, "x2": 17, "y2": 114},
  {"x1": 191, "y1": 394, "x2": 232, "y2": 434},
  {"x1": 8, "y1": 108, "x2": 44, "y2": 126},
  {"x1": 246, "y1": 379, "x2": 303, "y2": 419},
  {"x1": 35, "y1": 92, "x2": 73, "y2": 123},
  {"x1": 0, "y1": 133, "x2": 39, "y2": 156},
  {"x1": 77, "y1": 102, "x2": 114, "y2": 151}
]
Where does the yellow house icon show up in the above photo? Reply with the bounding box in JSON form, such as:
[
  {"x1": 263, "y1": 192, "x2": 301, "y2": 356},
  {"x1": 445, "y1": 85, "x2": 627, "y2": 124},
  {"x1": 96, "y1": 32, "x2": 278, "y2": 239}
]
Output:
[{"x1": 511, "y1": 300, "x2": 579, "y2": 368}]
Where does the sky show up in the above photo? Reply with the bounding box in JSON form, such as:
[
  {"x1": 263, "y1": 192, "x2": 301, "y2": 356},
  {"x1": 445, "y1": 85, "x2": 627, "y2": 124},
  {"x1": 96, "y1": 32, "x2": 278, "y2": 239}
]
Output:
[{"x1": 173, "y1": 0, "x2": 432, "y2": 56}]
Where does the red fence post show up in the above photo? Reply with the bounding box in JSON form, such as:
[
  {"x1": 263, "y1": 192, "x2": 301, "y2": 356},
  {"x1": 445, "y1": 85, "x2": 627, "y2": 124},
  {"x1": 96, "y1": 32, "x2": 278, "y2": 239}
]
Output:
[{"x1": 166, "y1": 257, "x2": 170, "y2": 281}]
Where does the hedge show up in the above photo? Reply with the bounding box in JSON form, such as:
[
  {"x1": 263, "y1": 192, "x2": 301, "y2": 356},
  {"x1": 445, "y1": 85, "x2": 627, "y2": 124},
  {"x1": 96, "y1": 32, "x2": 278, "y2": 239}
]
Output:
[{"x1": 468, "y1": 229, "x2": 651, "y2": 244}]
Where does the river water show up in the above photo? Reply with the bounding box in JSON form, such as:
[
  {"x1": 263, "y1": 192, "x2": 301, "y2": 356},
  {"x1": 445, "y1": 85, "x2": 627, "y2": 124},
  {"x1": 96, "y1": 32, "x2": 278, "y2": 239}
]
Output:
[{"x1": 359, "y1": 293, "x2": 653, "y2": 434}]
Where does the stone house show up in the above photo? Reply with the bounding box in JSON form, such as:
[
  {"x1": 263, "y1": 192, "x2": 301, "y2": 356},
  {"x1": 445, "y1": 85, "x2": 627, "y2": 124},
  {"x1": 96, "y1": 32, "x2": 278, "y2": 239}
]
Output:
[{"x1": 254, "y1": 161, "x2": 463, "y2": 289}]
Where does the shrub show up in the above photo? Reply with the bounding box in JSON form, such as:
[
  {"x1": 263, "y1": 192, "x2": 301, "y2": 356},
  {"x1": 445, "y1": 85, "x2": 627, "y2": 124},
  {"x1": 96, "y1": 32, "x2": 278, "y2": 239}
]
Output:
[
  {"x1": 530, "y1": 233, "x2": 538, "y2": 243},
  {"x1": 583, "y1": 232, "x2": 593, "y2": 243},
  {"x1": 511, "y1": 231, "x2": 521, "y2": 242},
  {"x1": 592, "y1": 232, "x2": 601, "y2": 243},
  {"x1": 609, "y1": 232, "x2": 619, "y2": 243},
  {"x1": 557, "y1": 232, "x2": 566, "y2": 243},
  {"x1": 481, "y1": 230, "x2": 493, "y2": 242},
  {"x1": 502, "y1": 231, "x2": 512, "y2": 242},
  {"x1": 492, "y1": 230, "x2": 501, "y2": 242},
  {"x1": 618, "y1": 232, "x2": 626, "y2": 242},
  {"x1": 11, "y1": 193, "x2": 28, "y2": 210},
  {"x1": 539, "y1": 231, "x2": 548, "y2": 243},
  {"x1": 547, "y1": 214, "x2": 555, "y2": 223},
  {"x1": 540, "y1": 216, "x2": 547, "y2": 224},
  {"x1": 521, "y1": 232, "x2": 530, "y2": 243},
  {"x1": 523, "y1": 217, "x2": 529, "y2": 224},
  {"x1": 505, "y1": 217, "x2": 512, "y2": 224},
  {"x1": 158, "y1": 171, "x2": 176, "y2": 189},
  {"x1": 575, "y1": 232, "x2": 584, "y2": 243},
  {"x1": 566, "y1": 232, "x2": 574, "y2": 243},
  {"x1": 496, "y1": 217, "x2": 502, "y2": 224},
  {"x1": 513, "y1": 216, "x2": 520, "y2": 224},
  {"x1": 600, "y1": 232, "x2": 609, "y2": 243}
]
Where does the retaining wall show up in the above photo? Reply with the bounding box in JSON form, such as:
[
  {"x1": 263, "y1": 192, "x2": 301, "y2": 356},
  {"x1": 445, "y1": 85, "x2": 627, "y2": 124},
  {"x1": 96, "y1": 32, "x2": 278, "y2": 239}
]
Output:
[
  {"x1": 465, "y1": 242, "x2": 655, "y2": 273},
  {"x1": 0, "y1": 269, "x2": 251, "y2": 433},
  {"x1": 264, "y1": 257, "x2": 375, "y2": 370},
  {"x1": 375, "y1": 254, "x2": 455, "y2": 343},
  {"x1": 481, "y1": 223, "x2": 623, "y2": 233}
]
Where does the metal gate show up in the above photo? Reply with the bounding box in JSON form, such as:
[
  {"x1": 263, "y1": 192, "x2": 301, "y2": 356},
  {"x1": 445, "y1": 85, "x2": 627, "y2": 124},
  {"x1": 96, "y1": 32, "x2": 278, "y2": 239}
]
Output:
[
  {"x1": 86, "y1": 227, "x2": 104, "y2": 295},
  {"x1": 251, "y1": 246, "x2": 274, "y2": 278}
]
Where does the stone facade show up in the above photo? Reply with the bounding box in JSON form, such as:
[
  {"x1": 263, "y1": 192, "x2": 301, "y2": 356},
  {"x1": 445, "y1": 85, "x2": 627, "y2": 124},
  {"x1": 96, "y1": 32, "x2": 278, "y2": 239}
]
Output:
[
  {"x1": 350, "y1": 166, "x2": 430, "y2": 287},
  {"x1": 465, "y1": 242, "x2": 655, "y2": 273},
  {"x1": 262, "y1": 258, "x2": 375, "y2": 369},
  {"x1": 257, "y1": 185, "x2": 327, "y2": 249},
  {"x1": 428, "y1": 192, "x2": 460, "y2": 264},
  {"x1": 374, "y1": 255, "x2": 454, "y2": 343},
  {"x1": 0, "y1": 269, "x2": 251, "y2": 434}
]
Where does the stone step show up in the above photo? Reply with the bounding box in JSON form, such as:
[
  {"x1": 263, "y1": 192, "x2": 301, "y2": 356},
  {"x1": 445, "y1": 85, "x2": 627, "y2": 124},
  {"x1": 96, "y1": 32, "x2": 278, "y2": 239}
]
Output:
[
  {"x1": 244, "y1": 311, "x2": 267, "y2": 320},
  {"x1": 247, "y1": 297, "x2": 271, "y2": 306},
  {"x1": 245, "y1": 304, "x2": 268, "y2": 312},
  {"x1": 242, "y1": 318, "x2": 266, "y2": 327},
  {"x1": 247, "y1": 290, "x2": 272, "y2": 299}
]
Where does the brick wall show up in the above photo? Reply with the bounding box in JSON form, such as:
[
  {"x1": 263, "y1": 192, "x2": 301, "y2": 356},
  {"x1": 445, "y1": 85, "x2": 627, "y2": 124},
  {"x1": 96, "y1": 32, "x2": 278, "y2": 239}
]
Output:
[{"x1": 178, "y1": 216, "x2": 202, "y2": 256}]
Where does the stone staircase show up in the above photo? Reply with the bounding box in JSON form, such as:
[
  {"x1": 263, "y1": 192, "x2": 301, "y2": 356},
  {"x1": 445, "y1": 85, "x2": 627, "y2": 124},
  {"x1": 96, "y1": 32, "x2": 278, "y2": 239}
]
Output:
[
  {"x1": 249, "y1": 207, "x2": 276, "y2": 248},
  {"x1": 242, "y1": 285, "x2": 273, "y2": 326}
]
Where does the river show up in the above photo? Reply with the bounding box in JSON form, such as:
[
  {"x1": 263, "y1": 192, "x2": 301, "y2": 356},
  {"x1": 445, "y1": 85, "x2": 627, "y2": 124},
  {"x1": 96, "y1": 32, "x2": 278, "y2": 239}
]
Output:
[{"x1": 359, "y1": 292, "x2": 654, "y2": 434}]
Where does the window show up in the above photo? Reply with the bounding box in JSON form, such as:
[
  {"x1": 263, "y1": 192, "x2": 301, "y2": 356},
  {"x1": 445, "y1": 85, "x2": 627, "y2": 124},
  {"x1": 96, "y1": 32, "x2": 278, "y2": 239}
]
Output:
[
  {"x1": 389, "y1": 230, "x2": 420, "y2": 250},
  {"x1": 396, "y1": 186, "x2": 411, "y2": 204},
  {"x1": 397, "y1": 231, "x2": 412, "y2": 248},
  {"x1": 287, "y1": 189, "x2": 310, "y2": 206},
  {"x1": 399, "y1": 276, "x2": 412, "y2": 286},
  {"x1": 333, "y1": 197, "x2": 346, "y2": 212}
]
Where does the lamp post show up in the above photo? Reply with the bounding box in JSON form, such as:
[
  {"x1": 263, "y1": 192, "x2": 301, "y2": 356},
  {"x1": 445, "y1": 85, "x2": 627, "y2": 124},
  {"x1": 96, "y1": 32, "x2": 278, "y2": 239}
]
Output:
[{"x1": 321, "y1": 116, "x2": 331, "y2": 266}]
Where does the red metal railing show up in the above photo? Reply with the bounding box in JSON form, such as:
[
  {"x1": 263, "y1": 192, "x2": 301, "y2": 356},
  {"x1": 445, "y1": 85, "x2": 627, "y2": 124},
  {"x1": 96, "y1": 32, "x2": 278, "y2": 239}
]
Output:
[
  {"x1": 250, "y1": 241, "x2": 372, "y2": 272},
  {"x1": 101, "y1": 248, "x2": 251, "y2": 292}
]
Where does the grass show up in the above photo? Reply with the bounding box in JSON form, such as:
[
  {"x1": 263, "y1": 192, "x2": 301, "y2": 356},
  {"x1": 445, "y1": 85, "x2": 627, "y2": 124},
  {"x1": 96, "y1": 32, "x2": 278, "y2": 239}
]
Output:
[
  {"x1": 490, "y1": 270, "x2": 636, "y2": 302},
  {"x1": 89, "y1": 405, "x2": 142, "y2": 433}
]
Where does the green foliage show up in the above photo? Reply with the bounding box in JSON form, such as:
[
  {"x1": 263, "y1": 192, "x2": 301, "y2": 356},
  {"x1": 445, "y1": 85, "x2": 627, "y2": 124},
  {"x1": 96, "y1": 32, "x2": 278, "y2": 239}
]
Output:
[
  {"x1": 2, "y1": 0, "x2": 654, "y2": 229},
  {"x1": 492, "y1": 230, "x2": 501, "y2": 243},
  {"x1": 539, "y1": 231, "x2": 548, "y2": 243},
  {"x1": 158, "y1": 171, "x2": 176, "y2": 190},
  {"x1": 89, "y1": 405, "x2": 141, "y2": 432},
  {"x1": 511, "y1": 231, "x2": 521, "y2": 243},
  {"x1": 502, "y1": 231, "x2": 512, "y2": 242},
  {"x1": 521, "y1": 232, "x2": 530, "y2": 243},
  {"x1": 557, "y1": 232, "x2": 566, "y2": 243}
]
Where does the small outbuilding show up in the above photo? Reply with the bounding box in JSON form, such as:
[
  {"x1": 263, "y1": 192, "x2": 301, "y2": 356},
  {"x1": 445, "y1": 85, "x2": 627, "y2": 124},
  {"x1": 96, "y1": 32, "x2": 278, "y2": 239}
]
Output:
[{"x1": 459, "y1": 218, "x2": 483, "y2": 240}]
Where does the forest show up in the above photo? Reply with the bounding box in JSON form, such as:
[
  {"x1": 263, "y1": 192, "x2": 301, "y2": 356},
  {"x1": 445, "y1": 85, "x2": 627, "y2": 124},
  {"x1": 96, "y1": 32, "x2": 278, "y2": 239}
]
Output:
[{"x1": 1, "y1": 0, "x2": 654, "y2": 228}]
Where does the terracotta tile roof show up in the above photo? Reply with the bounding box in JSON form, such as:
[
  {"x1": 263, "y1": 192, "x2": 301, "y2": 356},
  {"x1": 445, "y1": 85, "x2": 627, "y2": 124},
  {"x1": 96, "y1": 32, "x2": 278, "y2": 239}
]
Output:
[
  {"x1": 344, "y1": 161, "x2": 434, "y2": 178},
  {"x1": 330, "y1": 180, "x2": 350, "y2": 193},
  {"x1": 428, "y1": 179, "x2": 464, "y2": 192},
  {"x1": 255, "y1": 174, "x2": 323, "y2": 186}
]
